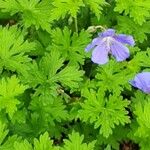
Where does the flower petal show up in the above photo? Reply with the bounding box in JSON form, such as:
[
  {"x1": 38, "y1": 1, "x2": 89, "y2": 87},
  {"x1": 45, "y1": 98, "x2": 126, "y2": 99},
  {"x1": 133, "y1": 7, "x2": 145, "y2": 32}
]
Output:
[
  {"x1": 99, "y1": 29, "x2": 115, "y2": 38},
  {"x1": 85, "y1": 43, "x2": 95, "y2": 52},
  {"x1": 91, "y1": 41, "x2": 109, "y2": 64},
  {"x1": 129, "y1": 72, "x2": 150, "y2": 93},
  {"x1": 85, "y1": 37, "x2": 102, "y2": 52},
  {"x1": 110, "y1": 39, "x2": 130, "y2": 61},
  {"x1": 114, "y1": 34, "x2": 135, "y2": 46}
]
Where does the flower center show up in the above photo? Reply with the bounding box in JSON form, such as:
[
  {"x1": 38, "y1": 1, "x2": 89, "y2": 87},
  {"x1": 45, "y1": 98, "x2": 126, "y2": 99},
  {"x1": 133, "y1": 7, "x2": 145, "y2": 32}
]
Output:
[{"x1": 103, "y1": 37, "x2": 113, "y2": 52}]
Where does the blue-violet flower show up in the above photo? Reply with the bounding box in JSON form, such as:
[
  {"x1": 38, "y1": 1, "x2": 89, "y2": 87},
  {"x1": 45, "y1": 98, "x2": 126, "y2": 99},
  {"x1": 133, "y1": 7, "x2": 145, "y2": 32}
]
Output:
[
  {"x1": 129, "y1": 72, "x2": 150, "y2": 93},
  {"x1": 85, "y1": 29, "x2": 135, "y2": 64}
]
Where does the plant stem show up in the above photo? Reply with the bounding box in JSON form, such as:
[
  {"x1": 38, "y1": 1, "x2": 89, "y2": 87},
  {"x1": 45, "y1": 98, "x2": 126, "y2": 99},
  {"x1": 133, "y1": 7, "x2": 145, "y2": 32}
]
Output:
[{"x1": 74, "y1": 16, "x2": 78, "y2": 33}]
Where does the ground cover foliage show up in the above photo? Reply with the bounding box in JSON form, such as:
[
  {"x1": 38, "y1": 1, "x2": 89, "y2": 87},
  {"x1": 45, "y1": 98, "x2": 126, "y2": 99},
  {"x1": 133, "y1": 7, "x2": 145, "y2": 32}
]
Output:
[{"x1": 0, "y1": 0, "x2": 150, "y2": 149}]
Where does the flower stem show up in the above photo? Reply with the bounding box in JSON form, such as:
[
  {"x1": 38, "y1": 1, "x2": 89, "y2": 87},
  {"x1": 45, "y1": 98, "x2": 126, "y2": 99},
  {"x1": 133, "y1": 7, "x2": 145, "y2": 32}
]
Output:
[
  {"x1": 95, "y1": 25, "x2": 106, "y2": 31},
  {"x1": 87, "y1": 25, "x2": 106, "y2": 33}
]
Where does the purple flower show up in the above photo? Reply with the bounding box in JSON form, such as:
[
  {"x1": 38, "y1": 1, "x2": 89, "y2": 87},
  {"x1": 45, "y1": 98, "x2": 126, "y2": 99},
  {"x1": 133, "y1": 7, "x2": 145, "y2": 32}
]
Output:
[
  {"x1": 85, "y1": 29, "x2": 135, "y2": 64},
  {"x1": 129, "y1": 72, "x2": 150, "y2": 93}
]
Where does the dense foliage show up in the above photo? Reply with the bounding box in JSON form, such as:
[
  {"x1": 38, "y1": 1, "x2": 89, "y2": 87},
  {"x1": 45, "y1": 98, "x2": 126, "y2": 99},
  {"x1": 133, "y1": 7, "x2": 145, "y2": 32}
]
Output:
[{"x1": 0, "y1": 0, "x2": 150, "y2": 149}]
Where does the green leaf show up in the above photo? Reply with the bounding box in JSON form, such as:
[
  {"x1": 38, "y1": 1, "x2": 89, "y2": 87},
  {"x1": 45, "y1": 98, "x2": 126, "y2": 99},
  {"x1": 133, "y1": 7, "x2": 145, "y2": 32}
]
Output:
[
  {"x1": 0, "y1": 121, "x2": 8, "y2": 145},
  {"x1": 14, "y1": 132, "x2": 60, "y2": 150},
  {"x1": 79, "y1": 89, "x2": 130, "y2": 138},
  {"x1": 83, "y1": 0, "x2": 108, "y2": 19},
  {"x1": 62, "y1": 131, "x2": 96, "y2": 150},
  {"x1": 97, "y1": 125, "x2": 129, "y2": 150},
  {"x1": 133, "y1": 98, "x2": 150, "y2": 138},
  {"x1": 131, "y1": 95, "x2": 150, "y2": 150},
  {"x1": 34, "y1": 132, "x2": 59, "y2": 150},
  {"x1": 115, "y1": 0, "x2": 150, "y2": 25},
  {"x1": 11, "y1": 109, "x2": 27, "y2": 124},
  {"x1": 24, "y1": 49, "x2": 84, "y2": 93},
  {"x1": 51, "y1": 0, "x2": 84, "y2": 20},
  {"x1": 51, "y1": 0, "x2": 107, "y2": 20},
  {"x1": 30, "y1": 95, "x2": 68, "y2": 126},
  {"x1": 0, "y1": 76, "x2": 27, "y2": 118},
  {"x1": 117, "y1": 16, "x2": 150, "y2": 43},
  {"x1": 0, "y1": 0, "x2": 52, "y2": 31},
  {"x1": 95, "y1": 60, "x2": 132, "y2": 95},
  {"x1": 127, "y1": 48, "x2": 150, "y2": 74},
  {"x1": 0, "y1": 135, "x2": 21, "y2": 150},
  {"x1": 14, "y1": 140, "x2": 32, "y2": 150},
  {"x1": 0, "y1": 26, "x2": 35, "y2": 74},
  {"x1": 48, "y1": 50, "x2": 84, "y2": 89},
  {"x1": 50, "y1": 27, "x2": 91, "y2": 65}
]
